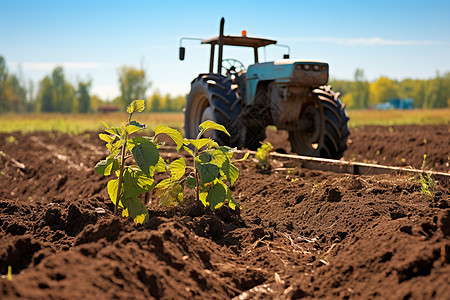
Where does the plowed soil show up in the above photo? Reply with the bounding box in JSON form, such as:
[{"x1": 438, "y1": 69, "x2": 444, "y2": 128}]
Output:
[{"x1": 0, "y1": 124, "x2": 449, "y2": 299}]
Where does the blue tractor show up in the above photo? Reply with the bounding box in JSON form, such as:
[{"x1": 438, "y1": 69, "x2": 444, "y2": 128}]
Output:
[{"x1": 180, "y1": 18, "x2": 349, "y2": 159}]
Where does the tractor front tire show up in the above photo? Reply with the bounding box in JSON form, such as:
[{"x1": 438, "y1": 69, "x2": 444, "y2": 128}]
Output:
[
  {"x1": 288, "y1": 86, "x2": 349, "y2": 159},
  {"x1": 184, "y1": 75, "x2": 242, "y2": 145}
]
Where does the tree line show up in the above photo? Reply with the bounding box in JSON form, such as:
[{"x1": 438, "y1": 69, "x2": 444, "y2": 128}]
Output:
[
  {"x1": 329, "y1": 69, "x2": 450, "y2": 109},
  {"x1": 1, "y1": 55, "x2": 449, "y2": 113},
  {"x1": 0, "y1": 56, "x2": 185, "y2": 114}
]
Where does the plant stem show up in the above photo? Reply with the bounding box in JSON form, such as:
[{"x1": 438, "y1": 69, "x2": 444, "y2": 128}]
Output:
[
  {"x1": 193, "y1": 147, "x2": 200, "y2": 203},
  {"x1": 193, "y1": 131, "x2": 204, "y2": 203},
  {"x1": 114, "y1": 113, "x2": 133, "y2": 215},
  {"x1": 114, "y1": 132, "x2": 129, "y2": 215}
]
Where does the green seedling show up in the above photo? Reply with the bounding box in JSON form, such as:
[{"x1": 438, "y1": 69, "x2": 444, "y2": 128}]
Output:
[
  {"x1": 311, "y1": 182, "x2": 319, "y2": 194},
  {"x1": 7, "y1": 266, "x2": 12, "y2": 280},
  {"x1": 5, "y1": 136, "x2": 17, "y2": 144},
  {"x1": 419, "y1": 154, "x2": 435, "y2": 198},
  {"x1": 95, "y1": 100, "x2": 164, "y2": 224},
  {"x1": 154, "y1": 120, "x2": 243, "y2": 211},
  {"x1": 255, "y1": 141, "x2": 273, "y2": 169}
]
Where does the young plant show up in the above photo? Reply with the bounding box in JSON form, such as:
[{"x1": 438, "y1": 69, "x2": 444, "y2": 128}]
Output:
[
  {"x1": 255, "y1": 141, "x2": 273, "y2": 169},
  {"x1": 419, "y1": 154, "x2": 435, "y2": 197},
  {"x1": 154, "y1": 121, "x2": 243, "y2": 211},
  {"x1": 95, "y1": 100, "x2": 164, "y2": 224}
]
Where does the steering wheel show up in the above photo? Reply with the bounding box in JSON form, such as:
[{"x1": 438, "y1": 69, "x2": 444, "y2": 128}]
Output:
[{"x1": 222, "y1": 58, "x2": 246, "y2": 75}]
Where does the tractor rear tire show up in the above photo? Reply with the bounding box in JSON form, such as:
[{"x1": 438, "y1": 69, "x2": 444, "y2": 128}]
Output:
[
  {"x1": 288, "y1": 86, "x2": 349, "y2": 159},
  {"x1": 184, "y1": 74, "x2": 242, "y2": 145}
]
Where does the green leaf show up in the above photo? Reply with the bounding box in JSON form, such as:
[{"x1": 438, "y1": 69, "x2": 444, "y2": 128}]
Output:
[
  {"x1": 154, "y1": 125, "x2": 184, "y2": 151},
  {"x1": 198, "y1": 152, "x2": 213, "y2": 163},
  {"x1": 122, "y1": 168, "x2": 155, "y2": 199},
  {"x1": 228, "y1": 196, "x2": 241, "y2": 210},
  {"x1": 234, "y1": 152, "x2": 249, "y2": 162},
  {"x1": 155, "y1": 179, "x2": 184, "y2": 207},
  {"x1": 185, "y1": 175, "x2": 197, "y2": 189},
  {"x1": 182, "y1": 145, "x2": 194, "y2": 157},
  {"x1": 106, "y1": 149, "x2": 120, "y2": 160},
  {"x1": 155, "y1": 177, "x2": 172, "y2": 190},
  {"x1": 126, "y1": 100, "x2": 145, "y2": 114},
  {"x1": 106, "y1": 140, "x2": 122, "y2": 154},
  {"x1": 211, "y1": 148, "x2": 228, "y2": 167},
  {"x1": 125, "y1": 124, "x2": 142, "y2": 135},
  {"x1": 199, "y1": 191, "x2": 208, "y2": 207},
  {"x1": 168, "y1": 157, "x2": 186, "y2": 181},
  {"x1": 151, "y1": 156, "x2": 167, "y2": 173},
  {"x1": 130, "y1": 120, "x2": 147, "y2": 130},
  {"x1": 107, "y1": 179, "x2": 123, "y2": 208},
  {"x1": 101, "y1": 121, "x2": 109, "y2": 129},
  {"x1": 105, "y1": 126, "x2": 123, "y2": 138},
  {"x1": 99, "y1": 133, "x2": 115, "y2": 143},
  {"x1": 94, "y1": 157, "x2": 119, "y2": 176},
  {"x1": 197, "y1": 163, "x2": 219, "y2": 185},
  {"x1": 185, "y1": 138, "x2": 211, "y2": 150},
  {"x1": 207, "y1": 182, "x2": 227, "y2": 211},
  {"x1": 207, "y1": 139, "x2": 219, "y2": 149},
  {"x1": 121, "y1": 196, "x2": 149, "y2": 225},
  {"x1": 228, "y1": 162, "x2": 239, "y2": 186},
  {"x1": 199, "y1": 120, "x2": 230, "y2": 137},
  {"x1": 130, "y1": 137, "x2": 159, "y2": 175}
]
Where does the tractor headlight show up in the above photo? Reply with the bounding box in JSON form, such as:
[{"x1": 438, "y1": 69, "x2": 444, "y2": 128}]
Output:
[
  {"x1": 302, "y1": 64, "x2": 310, "y2": 71},
  {"x1": 313, "y1": 64, "x2": 320, "y2": 71}
]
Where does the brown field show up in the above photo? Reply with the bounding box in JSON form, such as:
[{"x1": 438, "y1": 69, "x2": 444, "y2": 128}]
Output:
[
  {"x1": 0, "y1": 124, "x2": 449, "y2": 299},
  {"x1": 0, "y1": 108, "x2": 448, "y2": 134}
]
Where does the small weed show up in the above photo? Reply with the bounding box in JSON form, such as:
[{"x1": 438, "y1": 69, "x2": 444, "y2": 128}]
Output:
[
  {"x1": 7, "y1": 266, "x2": 12, "y2": 280},
  {"x1": 255, "y1": 142, "x2": 273, "y2": 169},
  {"x1": 419, "y1": 154, "x2": 435, "y2": 198},
  {"x1": 5, "y1": 136, "x2": 17, "y2": 144},
  {"x1": 311, "y1": 183, "x2": 319, "y2": 194}
]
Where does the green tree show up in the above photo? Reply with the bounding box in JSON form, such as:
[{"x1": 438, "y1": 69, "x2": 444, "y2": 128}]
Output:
[
  {"x1": 172, "y1": 95, "x2": 186, "y2": 111},
  {"x1": 0, "y1": 56, "x2": 27, "y2": 113},
  {"x1": 4, "y1": 74, "x2": 27, "y2": 112},
  {"x1": 443, "y1": 72, "x2": 450, "y2": 107},
  {"x1": 423, "y1": 73, "x2": 447, "y2": 108},
  {"x1": 328, "y1": 79, "x2": 356, "y2": 108},
  {"x1": 0, "y1": 56, "x2": 8, "y2": 113},
  {"x1": 37, "y1": 76, "x2": 54, "y2": 112},
  {"x1": 36, "y1": 67, "x2": 76, "y2": 113},
  {"x1": 90, "y1": 94, "x2": 103, "y2": 112},
  {"x1": 77, "y1": 80, "x2": 92, "y2": 113},
  {"x1": 118, "y1": 66, "x2": 151, "y2": 109},
  {"x1": 51, "y1": 67, "x2": 76, "y2": 113},
  {"x1": 149, "y1": 92, "x2": 161, "y2": 112},
  {"x1": 369, "y1": 76, "x2": 399, "y2": 106},
  {"x1": 353, "y1": 69, "x2": 370, "y2": 109},
  {"x1": 164, "y1": 94, "x2": 173, "y2": 111}
]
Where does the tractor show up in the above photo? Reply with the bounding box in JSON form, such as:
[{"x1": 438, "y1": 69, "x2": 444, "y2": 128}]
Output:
[{"x1": 179, "y1": 18, "x2": 349, "y2": 159}]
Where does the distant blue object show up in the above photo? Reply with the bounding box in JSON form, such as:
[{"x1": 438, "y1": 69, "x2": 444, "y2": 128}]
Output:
[{"x1": 376, "y1": 98, "x2": 413, "y2": 110}]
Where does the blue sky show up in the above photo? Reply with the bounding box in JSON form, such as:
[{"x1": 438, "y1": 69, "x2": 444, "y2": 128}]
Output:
[{"x1": 1, "y1": 0, "x2": 449, "y2": 100}]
